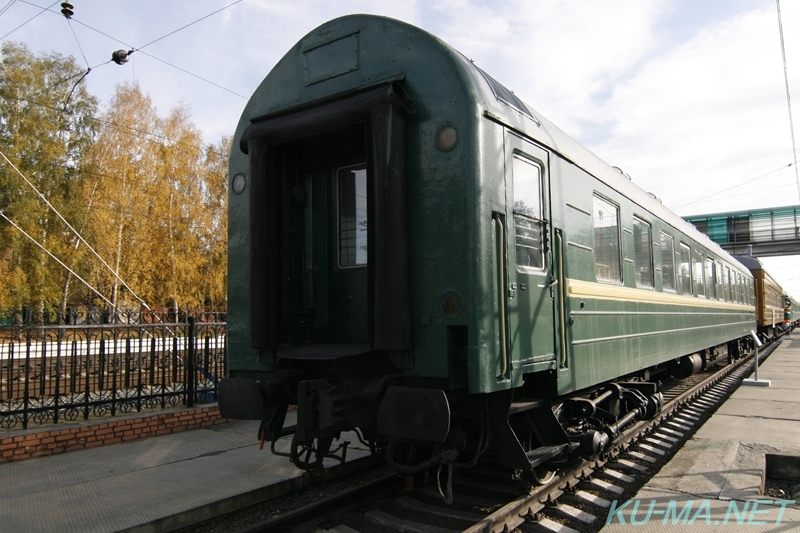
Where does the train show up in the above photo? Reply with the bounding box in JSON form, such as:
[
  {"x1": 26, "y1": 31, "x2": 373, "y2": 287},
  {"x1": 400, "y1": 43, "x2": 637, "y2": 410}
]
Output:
[
  {"x1": 785, "y1": 294, "x2": 797, "y2": 328},
  {"x1": 732, "y1": 254, "x2": 796, "y2": 339},
  {"x1": 218, "y1": 15, "x2": 758, "y2": 490}
]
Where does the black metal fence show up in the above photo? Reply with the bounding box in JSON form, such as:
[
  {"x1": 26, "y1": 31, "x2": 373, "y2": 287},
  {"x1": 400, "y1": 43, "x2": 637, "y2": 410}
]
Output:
[{"x1": 0, "y1": 311, "x2": 226, "y2": 430}]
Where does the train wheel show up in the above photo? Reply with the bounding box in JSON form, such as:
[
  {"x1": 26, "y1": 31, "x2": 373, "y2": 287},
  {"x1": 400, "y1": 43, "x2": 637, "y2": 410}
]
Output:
[
  {"x1": 289, "y1": 434, "x2": 317, "y2": 469},
  {"x1": 532, "y1": 464, "x2": 556, "y2": 485},
  {"x1": 290, "y1": 434, "x2": 332, "y2": 470}
]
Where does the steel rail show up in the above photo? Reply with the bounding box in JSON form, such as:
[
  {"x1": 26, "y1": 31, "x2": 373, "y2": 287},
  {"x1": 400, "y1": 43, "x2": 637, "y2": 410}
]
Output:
[
  {"x1": 175, "y1": 339, "x2": 783, "y2": 533},
  {"x1": 463, "y1": 339, "x2": 782, "y2": 533},
  {"x1": 239, "y1": 471, "x2": 397, "y2": 533}
]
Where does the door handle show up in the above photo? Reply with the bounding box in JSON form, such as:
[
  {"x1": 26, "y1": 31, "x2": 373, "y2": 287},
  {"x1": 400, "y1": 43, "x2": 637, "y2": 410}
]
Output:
[
  {"x1": 537, "y1": 278, "x2": 558, "y2": 289},
  {"x1": 493, "y1": 213, "x2": 509, "y2": 379}
]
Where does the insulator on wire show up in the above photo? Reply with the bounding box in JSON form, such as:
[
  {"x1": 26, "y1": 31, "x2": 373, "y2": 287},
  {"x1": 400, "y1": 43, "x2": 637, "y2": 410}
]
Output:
[
  {"x1": 112, "y1": 49, "x2": 134, "y2": 65},
  {"x1": 60, "y1": 2, "x2": 74, "y2": 19}
]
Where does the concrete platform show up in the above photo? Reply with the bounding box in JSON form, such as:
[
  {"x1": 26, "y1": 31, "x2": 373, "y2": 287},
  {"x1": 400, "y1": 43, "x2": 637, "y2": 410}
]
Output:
[
  {"x1": 0, "y1": 411, "x2": 372, "y2": 533},
  {"x1": 603, "y1": 337, "x2": 800, "y2": 531}
]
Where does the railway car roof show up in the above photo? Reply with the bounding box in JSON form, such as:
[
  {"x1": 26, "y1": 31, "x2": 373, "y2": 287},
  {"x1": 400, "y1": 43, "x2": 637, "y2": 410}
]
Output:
[
  {"x1": 732, "y1": 255, "x2": 764, "y2": 271},
  {"x1": 236, "y1": 14, "x2": 741, "y2": 269},
  {"x1": 734, "y1": 254, "x2": 784, "y2": 294},
  {"x1": 447, "y1": 34, "x2": 736, "y2": 264}
]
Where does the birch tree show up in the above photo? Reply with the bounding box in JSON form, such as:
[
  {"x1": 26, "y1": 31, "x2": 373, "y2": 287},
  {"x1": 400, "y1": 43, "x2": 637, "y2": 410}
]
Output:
[
  {"x1": 86, "y1": 82, "x2": 229, "y2": 314},
  {"x1": 0, "y1": 47, "x2": 229, "y2": 318},
  {"x1": 0, "y1": 42, "x2": 98, "y2": 317},
  {"x1": 83, "y1": 81, "x2": 160, "y2": 314}
]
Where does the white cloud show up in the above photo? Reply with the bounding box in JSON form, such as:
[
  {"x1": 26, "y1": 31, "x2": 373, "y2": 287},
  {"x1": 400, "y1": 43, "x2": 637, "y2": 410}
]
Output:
[
  {"x1": 591, "y1": 2, "x2": 800, "y2": 216},
  {"x1": 421, "y1": 0, "x2": 671, "y2": 134},
  {"x1": 3, "y1": 0, "x2": 800, "y2": 294}
]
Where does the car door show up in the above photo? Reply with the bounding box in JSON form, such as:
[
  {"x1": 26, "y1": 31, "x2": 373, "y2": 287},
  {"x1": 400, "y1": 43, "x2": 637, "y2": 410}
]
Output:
[{"x1": 502, "y1": 131, "x2": 557, "y2": 378}]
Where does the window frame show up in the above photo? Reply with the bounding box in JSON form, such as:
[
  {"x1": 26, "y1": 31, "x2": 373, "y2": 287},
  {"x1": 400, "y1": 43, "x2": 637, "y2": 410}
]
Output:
[
  {"x1": 705, "y1": 257, "x2": 716, "y2": 300},
  {"x1": 511, "y1": 154, "x2": 546, "y2": 272},
  {"x1": 725, "y1": 266, "x2": 731, "y2": 301},
  {"x1": 632, "y1": 215, "x2": 653, "y2": 289},
  {"x1": 335, "y1": 164, "x2": 368, "y2": 269},
  {"x1": 736, "y1": 272, "x2": 743, "y2": 303},
  {"x1": 692, "y1": 249, "x2": 705, "y2": 297},
  {"x1": 592, "y1": 193, "x2": 623, "y2": 284},
  {"x1": 660, "y1": 231, "x2": 676, "y2": 293},
  {"x1": 678, "y1": 242, "x2": 692, "y2": 296}
]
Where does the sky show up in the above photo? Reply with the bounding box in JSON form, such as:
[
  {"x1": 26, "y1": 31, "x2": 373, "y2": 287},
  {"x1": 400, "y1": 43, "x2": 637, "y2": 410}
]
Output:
[{"x1": 2, "y1": 0, "x2": 800, "y2": 297}]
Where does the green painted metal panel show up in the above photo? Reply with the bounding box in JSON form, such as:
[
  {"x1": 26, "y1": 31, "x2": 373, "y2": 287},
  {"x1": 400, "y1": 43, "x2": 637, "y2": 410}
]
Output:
[
  {"x1": 563, "y1": 298, "x2": 751, "y2": 392},
  {"x1": 303, "y1": 33, "x2": 359, "y2": 85},
  {"x1": 503, "y1": 133, "x2": 557, "y2": 387},
  {"x1": 228, "y1": 14, "x2": 757, "y2": 399},
  {"x1": 229, "y1": 16, "x2": 491, "y2": 385}
]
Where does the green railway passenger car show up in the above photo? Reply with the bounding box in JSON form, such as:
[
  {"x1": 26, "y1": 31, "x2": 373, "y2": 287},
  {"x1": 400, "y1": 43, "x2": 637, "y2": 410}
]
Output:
[
  {"x1": 784, "y1": 295, "x2": 794, "y2": 327},
  {"x1": 220, "y1": 15, "x2": 756, "y2": 487}
]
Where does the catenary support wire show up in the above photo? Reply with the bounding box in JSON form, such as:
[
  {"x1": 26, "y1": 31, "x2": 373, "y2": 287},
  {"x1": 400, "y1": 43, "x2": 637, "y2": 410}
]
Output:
[
  {"x1": 0, "y1": 210, "x2": 114, "y2": 308},
  {"x1": 0, "y1": 0, "x2": 19, "y2": 18},
  {"x1": 671, "y1": 160, "x2": 797, "y2": 211},
  {"x1": 0, "y1": 0, "x2": 57, "y2": 40},
  {"x1": 776, "y1": 0, "x2": 800, "y2": 204},
  {"x1": 0, "y1": 149, "x2": 149, "y2": 309}
]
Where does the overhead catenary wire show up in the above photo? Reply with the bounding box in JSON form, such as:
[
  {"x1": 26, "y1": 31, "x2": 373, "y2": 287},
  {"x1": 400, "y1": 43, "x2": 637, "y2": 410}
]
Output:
[
  {"x1": 62, "y1": 10, "x2": 93, "y2": 111},
  {"x1": 24, "y1": 68, "x2": 93, "y2": 100},
  {"x1": 13, "y1": 0, "x2": 248, "y2": 100},
  {"x1": 0, "y1": 46, "x2": 114, "y2": 111},
  {"x1": 0, "y1": 210, "x2": 114, "y2": 308},
  {"x1": 3, "y1": 3, "x2": 120, "y2": 108},
  {"x1": 61, "y1": 65, "x2": 90, "y2": 110},
  {"x1": 65, "y1": 17, "x2": 88, "y2": 68},
  {"x1": 0, "y1": 89, "x2": 208, "y2": 153},
  {"x1": 0, "y1": 0, "x2": 57, "y2": 40},
  {"x1": 109, "y1": 0, "x2": 248, "y2": 100},
  {"x1": 678, "y1": 180, "x2": 800, "y2": 210},
  {"x1": 0, "y1": 0, "x2": 19, "y2": 18},
  {"x1": 0, "y1": 4, "x2": 229, "y2": 318},
  {"x1": 10, "y1": 57, "x2": 117, "y2": 103},
  {"x1": 776, "y1": 0, "x2": 800, "y2": 204},
  {"x1": 671, "y1": 160, "x2": 798, "y2": 211},
  {"x1": 17, "y1": 1, "x2": 98, "y2": 110},
  {"x1": 134, "y1": 49, "x2": 247, "y2": 99},
  {"x1": 0, "y1": 148, "x2": 150, "y2": 309},
  {"x1": 135, "y1": 0, "x2": 245, "y2": 51}
]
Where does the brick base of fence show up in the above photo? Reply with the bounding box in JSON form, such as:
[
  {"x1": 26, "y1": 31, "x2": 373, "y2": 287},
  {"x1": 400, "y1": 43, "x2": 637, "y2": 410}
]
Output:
[{"x1": 0, "y1": 405, "x2": 228, "y2": 463}]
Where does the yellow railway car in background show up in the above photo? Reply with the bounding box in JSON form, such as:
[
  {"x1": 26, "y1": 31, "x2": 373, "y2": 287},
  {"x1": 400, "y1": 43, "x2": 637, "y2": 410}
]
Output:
[{"x1": 734, "y1": 255, "x2": 788, "y2": 340}]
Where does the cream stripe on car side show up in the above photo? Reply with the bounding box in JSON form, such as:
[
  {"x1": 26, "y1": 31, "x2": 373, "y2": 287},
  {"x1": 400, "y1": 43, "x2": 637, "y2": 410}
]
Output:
[{"x1": 566, "y1": 278, "x2": 755, "y2": 312}]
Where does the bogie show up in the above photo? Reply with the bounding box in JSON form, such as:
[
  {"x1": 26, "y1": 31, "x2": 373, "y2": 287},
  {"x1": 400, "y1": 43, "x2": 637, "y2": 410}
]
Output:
[{"x1": 220, "y1": 15, "x2": 758, "y2": 495}]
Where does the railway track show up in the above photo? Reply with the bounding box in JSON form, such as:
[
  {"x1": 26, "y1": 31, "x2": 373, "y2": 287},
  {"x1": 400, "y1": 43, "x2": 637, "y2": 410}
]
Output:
[
  {"x1": 465, "y1": 341, "x2": 778, "y2": 533},
  {"x1": 181, "y1": 339, "x2": 780, "y2": 533}
]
